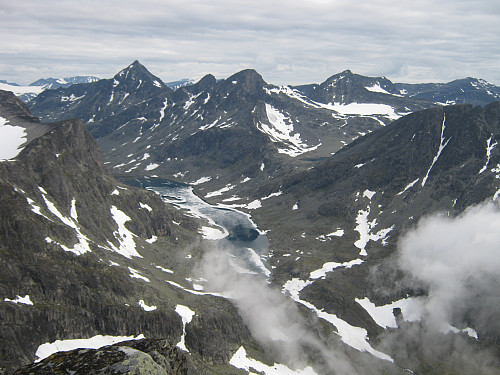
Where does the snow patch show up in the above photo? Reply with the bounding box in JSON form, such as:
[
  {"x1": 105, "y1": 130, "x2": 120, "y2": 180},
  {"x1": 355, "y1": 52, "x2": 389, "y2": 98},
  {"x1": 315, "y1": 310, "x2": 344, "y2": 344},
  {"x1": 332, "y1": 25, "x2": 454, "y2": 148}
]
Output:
[
  {"x1": 190, "y1": 176, "x2": 212, "y2": 185},
  {"x1": 155, "y1": 265, "x2": 173, "y2": 274},
  {"x1": 258, "y1": 104, "x2": 320, "y2": 157},
  {"x1": 354, "y1": 203, "x2": 393, "y2": 256},
  {"x1": 365, "y1": 84, "x2": 391, "y2": 95},
  {"x1": 3, "y1": 295, "x2": 33, "y2": 305},
  {"x1": 397, "y1": 178, "x2": 420, "y2": 196},
  {"x1": 0, "y1": 116, "x2": 27, "y2": 161},
  {"x1": 422, "y1": 113, "x2": 451, "y2": 187},
  {"x1": 108, "y1": 206, "x2": 141, "y2": 258},
  {"x1": 41, "y1": 193, "x2": 91, "y2": 255},
  {"x1": 138, "y1": 300, "x2": 157, "y2": 311},
  {"x1": 145, "y1": 163, "x2": 160, "y2": 171},
  {"x1": 479, "y1": 135, "x2": 497, "y2": 174},
  {"x1": 355, "y1": 297, "x2": 426, "y2": 328},
  {"x1": 145, "y1": 236, "x2": 158, "y2": 244},
  {"x1": 309, "y1": 258, "x2": 363, "y2": 279},
  {"x1": 35, "y1": 334, "x2": 145, "y2": 362},
  {"x1": 230, "y1": 346, "x2": 317, "y2": 375},
  {"x1": 139, "y1": 202, "x2": 152, "y2": 212},
  {"x1": 128, "y1": 267, "x2": 150, "y2": 282},
  {"x1": 175, "y1": 305, "x2": 195, "y2": 352},
  {"x1": 363, "y1": 189, "x2": 376, "y2": 200},
  {"x1": 246, "y1": 200, "x2": 262, "y2": 209},
  {"x1": 205, "y1": 184, "x2": 235, "y2": 198},
  {"x1": 282, "y1": 273, "x2": 393, "y2": 362}
]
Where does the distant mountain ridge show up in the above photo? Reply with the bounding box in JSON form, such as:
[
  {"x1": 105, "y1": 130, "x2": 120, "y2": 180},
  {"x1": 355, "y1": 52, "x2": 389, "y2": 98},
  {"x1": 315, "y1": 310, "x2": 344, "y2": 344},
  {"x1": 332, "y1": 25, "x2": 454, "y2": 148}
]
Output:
[
  {"x1": 28, "y1": 61, "x2": 435, "y2": 195},
  {"x1": 395, "y1": 77, "x2": 500, "y2": 106},
  {"x1": 29, "y1": 75, "x2": 100, "y2": 90},
  {"x1": 0, "y1": 76, "x2": 100, "y2": 103}
]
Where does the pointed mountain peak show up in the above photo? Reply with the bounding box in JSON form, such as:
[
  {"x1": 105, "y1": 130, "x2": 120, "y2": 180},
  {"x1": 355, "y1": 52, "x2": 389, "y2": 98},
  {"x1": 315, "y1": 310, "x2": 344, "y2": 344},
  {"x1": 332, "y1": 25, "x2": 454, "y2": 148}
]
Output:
[
  {"x1": 113, "y1": 61, "x2": 167, "y2": 90},
  {"x1": 194, "y1": 74, "x2": 216, "y2": 91}
]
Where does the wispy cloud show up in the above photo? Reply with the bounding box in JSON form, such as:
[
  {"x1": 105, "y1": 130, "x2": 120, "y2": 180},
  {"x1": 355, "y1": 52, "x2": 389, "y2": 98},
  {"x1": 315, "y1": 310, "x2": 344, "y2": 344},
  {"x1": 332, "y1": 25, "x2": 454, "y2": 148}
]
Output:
[{"x1": 374, "y1": 201, "x2": 500, "y2": 373}]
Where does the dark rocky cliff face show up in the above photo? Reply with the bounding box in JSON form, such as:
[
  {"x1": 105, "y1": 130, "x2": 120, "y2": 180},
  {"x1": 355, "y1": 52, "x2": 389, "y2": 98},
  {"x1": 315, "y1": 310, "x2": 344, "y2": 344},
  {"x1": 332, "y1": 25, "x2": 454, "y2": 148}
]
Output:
[{"x1": 0, "y1": 91, "x2": 256, "y2": 374}]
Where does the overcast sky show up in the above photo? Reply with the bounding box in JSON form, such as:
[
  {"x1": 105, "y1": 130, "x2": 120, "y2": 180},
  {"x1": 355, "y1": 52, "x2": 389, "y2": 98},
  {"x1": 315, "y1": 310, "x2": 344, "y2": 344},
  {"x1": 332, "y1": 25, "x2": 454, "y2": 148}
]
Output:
[{"x1": 1, "y1": 0, "x2": 499, "y2": 86}]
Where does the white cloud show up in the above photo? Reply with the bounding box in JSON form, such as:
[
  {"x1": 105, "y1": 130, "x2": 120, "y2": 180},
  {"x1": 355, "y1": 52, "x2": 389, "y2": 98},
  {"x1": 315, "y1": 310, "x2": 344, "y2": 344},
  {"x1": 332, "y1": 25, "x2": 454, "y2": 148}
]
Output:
[
  {"x1": 0, "y1": 0, "x2": 499, "y2": 85},
  {"x1": 397, "y1": 201, "x2": 500, "y2": 333}
]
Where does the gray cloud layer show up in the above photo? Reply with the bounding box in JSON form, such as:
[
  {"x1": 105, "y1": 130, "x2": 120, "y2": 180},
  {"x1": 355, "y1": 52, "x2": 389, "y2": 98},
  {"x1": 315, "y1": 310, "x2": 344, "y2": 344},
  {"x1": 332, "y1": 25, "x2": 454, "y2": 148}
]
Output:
[{"x1": 1, "y1": 0, "x2": 499, "y2": 85}]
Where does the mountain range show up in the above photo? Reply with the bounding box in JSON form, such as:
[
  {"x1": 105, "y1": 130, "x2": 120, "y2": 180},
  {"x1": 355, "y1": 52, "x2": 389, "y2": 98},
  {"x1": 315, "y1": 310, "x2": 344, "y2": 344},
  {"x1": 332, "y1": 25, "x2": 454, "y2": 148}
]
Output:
[{"x1": 1, "y1": 61, "x2": 499, "y2": 374}]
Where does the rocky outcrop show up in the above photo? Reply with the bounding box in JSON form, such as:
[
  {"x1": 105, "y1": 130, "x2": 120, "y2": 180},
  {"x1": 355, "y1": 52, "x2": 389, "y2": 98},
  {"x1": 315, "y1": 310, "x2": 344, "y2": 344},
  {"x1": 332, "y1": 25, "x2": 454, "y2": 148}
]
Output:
[{"x1": 13, "y1": 339, "x2": 188, "y2": 375}]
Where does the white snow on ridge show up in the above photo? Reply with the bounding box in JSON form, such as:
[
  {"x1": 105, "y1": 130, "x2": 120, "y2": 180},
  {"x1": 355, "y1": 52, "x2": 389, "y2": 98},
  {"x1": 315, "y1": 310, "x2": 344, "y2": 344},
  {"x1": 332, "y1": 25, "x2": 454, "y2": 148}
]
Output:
[
  {"x1": 159, "y1": 98, "x2": 169, "y2": 123},
  {"x1": 35, "y1": 334, "x2": 145, "y2": 362},
  {"x1": 183, "y1": 92, "x2": 203, "y2": 110},
  {"x1": 266, "y1": 85, "x2": 401, "y2": 120},
  {"x1": 230, "y1": 346, "x2": 317, "y2": 375},
  {"x1": 422, "y1": 113, "x2": 451, "y2": 187},
  {"x1": 128, "y1": 267, "x2": 150, "y2": 282},
  {"x1": 259, "y1": 103, "x2": 320, "y2": 157},
  {"x1": 40, "y1": 193, "x2": 91, "y2": 255},
  {"x1": 3, "y1": 295, "x2": 33, "y2": 305},
  {"x1": 138, "y1": 299, "x2": 157, "y2": 311},
  {"x1": 309, "y1": 259, "x2": 364, "y2": 279},
  {"x1": 205, "y1": 184, "x2": 235, "y2": 198},
  {"x1": 155, "y1": 265, "x2": 173, "y2": 274},
  {"x1": 397, "y1": 178, "x2": 420, "y2": 196},
  {"x1": 61, "y1": 94, "x2": 84, "y2": 102},
  {"x1": 165, "y1": 280, "x2": 225, "y2": 297},
  {"x1": 139, "y1": 202, "x2": 152, "y2": 212},
  {"x1": 190, "y1": 176, "x2": 212, "y2": 185},
  {"x1": 356, "y1": 296, "x2": 478, "y2": 340},
  {"x1": 262, "y1": 191, "x2": 282, "y2": 200},
  {"x1": 365, "y1": 84, "x2": 392, "y2": 95},
  {"x1": 327, "y1": 102, "x2": 399, "y2": 119},
  {"x1": 0, "y1": 116, "x2": 27, "y2": 161}
]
